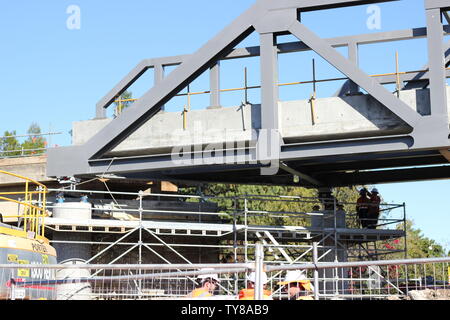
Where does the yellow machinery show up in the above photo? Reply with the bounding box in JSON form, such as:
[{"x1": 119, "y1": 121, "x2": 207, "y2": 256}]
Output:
[{"x1": 0, "y1": 170, "x2": 57, "y2": 300}]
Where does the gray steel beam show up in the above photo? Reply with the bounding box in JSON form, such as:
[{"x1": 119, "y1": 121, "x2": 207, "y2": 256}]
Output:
[
  {"x1": 425, "y1": 0, "x2": 450, "y2": 10},
  {"x1": 209, "y1": 62, "x2": 221, "y2": 108},
  {"x1": 280, "y1": 136, "x2": 413, "y2": 162},
  {"x1": 283, "y1": 149, "x2": 439, "y2": 166},
  {"x1": 97, "y1": 24, "x2": 450, "y2": 115},
  {"x1": 265, "y1": 0, "x2": 398, "y2": 11},
  {"x1": 348, "y1": 42, "x2": 360, "y2": 94},
  {"x1": 154, "y1": 64, "x2": 165, "y2": 111},
  {"x1": 318, "y1": 165, "x2": 450, "y2": 186},
  {"x1": 96, "y1": 56, "x2": 185, "y2": 118},
  {"x1": 84, "y1": 3, "x2": 263, "y2": 160},
  {"x1": 288, "y1": 21, "x2": 421, "y2": 128},
  {"x1": 49, "y1": 136, "x2": 413, "y2": 178},
  {"x1": 48, "y1": 0, "x2": 450, "y2": 183},
  {"x1": 259, "y1": 32, "x2": 280, "y2": 131},
  {"x1": 426, "y1": 7, "x2": 449, "y2": 120},
  {"x1": 297, "y1": 155, "x2": 447, "y2": 173},
  {"x1": 96, "y1": 26, "x2": 449, "y2": 113}
]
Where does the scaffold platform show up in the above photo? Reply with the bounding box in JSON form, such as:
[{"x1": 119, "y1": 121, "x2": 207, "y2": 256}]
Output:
[{"x1": 44, "y1": 217, "x2": 405, "y2": 244}]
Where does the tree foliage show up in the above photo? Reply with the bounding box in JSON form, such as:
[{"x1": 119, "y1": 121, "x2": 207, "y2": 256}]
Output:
[
  {"x1": 114, "y1": 91, "x2": 134, "y2": 116},
  {"x1": 21, "y1": 122, "x2": 47, "y2": 156},
  {"x1": 0, "y1": 130, "x2": 21, "y2": 157},
  {"x1": 0, "y1": 123, "x2": 47, "y2": 157},
  {"x1": 181, "y1": 184, "x2": 359, "y2": 226},
  {"x1": 183, "y1": 184, "x2": 448, "y2": 260}
]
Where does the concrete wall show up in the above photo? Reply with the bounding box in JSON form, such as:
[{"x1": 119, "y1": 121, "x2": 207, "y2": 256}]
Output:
[
  {"x1": 72, "y1": 88, "x2": 447, "y2": 157},
  {"x1": 0, "y1": 156, "x2": 55, "y2": 185}
]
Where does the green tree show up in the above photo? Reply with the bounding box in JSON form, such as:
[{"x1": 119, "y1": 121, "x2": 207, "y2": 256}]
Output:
[
  {"x1": 114, "y1": 91, "x2": 134, "y2": 116},
  {"x1": 181, "y1": 184, "x2": 360, "y2": 226},
  {"x1": 381, "y1": 220, "x2": 447, "y2": 259},
  {"x1": 0, "y1": 130, "x2": 21, "y2": 157},
  {"x1": 21, "y1": 123, "x2": 47, "y2": 156},
  {"x1": 404, "y1": 220, "x2": 447, "y2": 258}
]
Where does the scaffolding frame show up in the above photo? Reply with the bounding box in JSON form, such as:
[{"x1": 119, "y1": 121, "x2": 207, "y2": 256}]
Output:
[{"x1": 41, "y1": 188, "x2": 407, "y2": 279}]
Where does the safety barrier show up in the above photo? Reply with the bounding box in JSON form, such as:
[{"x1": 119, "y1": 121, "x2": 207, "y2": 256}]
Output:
[
  {"x1": 0, "y1": 132, "x2": 62, "y2": 159},
  {"x1": 0, "y1": 170, "x2": 48, "y2": 239},
  {"x1": 1, "y1": 245, "x2": 449, "y2": 300}
]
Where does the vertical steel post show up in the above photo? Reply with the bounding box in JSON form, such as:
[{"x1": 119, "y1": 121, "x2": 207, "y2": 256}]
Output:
[
  {"x1": 254, "y1": 242, "x2": 264, "y2": 300},
  {"x1": 403, "y1": 202, "x2": 408, "y2": 260},
  {"x1": 244, "y1": 197, "x2": 248, "y2": 264},
  {"x1": 333, "y1": 196, "x2": 339, "y2": 296},
  {"x1": 24, "y1": 181, "x2": 29, "y2": 232},
  {"x1": 348, "y1": 41, "x2": 359, "y2": 94},
  {"x1": 260, "y1": 32, "x2": 280, "y2": 132},
  {"x1": 154, "y1": 64, "x2": 165, "y2": 111},
  {"x1": 138, "y1": 190, "x2": 144, "y2": 299},
  {"x1": 313, "y1": 242, "x2": 320, "y2": 300},
  {"x1": 233, "y1": 197, "x2": 239, "y2": 295},
  {"x1": 210, "y1": 62, "x2": 221, "y2": 108},
  {"x1": 10, "y1": 281, "x2": 16, "y2": 301},
  {"x1": 426, "y1": 6, "x2": 449, "y2": 121}
]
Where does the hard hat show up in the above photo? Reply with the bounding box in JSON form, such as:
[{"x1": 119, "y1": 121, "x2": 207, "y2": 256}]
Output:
[
  {"x1": 371, "y1": 188, "x2": 379, "y2": 193},
  {"x1": 197, "y1": 268, "x2": 220, "y2": 282},
  {"x1": 359, "y1": 188, "x2": 367, "y2": 194},
  {"x1": 247, "y1": 272, "x2": 269, "y2": 285},
  {"x1": 277, "y1": 271, "x2": 312, "y2": 291}
]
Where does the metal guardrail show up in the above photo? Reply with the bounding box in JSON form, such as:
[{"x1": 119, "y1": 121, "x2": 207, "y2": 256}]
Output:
[
  {"x1": 2, "y1": 245, "x2": 448, "y2": 301},
  {"x1": 0, "y1": 132, "x2": 63, "y2": 159},
  {"x1": 0, "y1": 170, "x2": 48, "y2": 239}
]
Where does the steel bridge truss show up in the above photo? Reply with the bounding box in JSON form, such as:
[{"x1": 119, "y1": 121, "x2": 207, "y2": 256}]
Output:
[{"x1": 47, "y1": 0, "x2": 450, "y2": 187}]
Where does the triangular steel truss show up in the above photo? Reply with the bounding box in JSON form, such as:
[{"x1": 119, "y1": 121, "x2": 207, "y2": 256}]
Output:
[{"x1": 47, "y1": 0, "x2": 450, "y2": 187}]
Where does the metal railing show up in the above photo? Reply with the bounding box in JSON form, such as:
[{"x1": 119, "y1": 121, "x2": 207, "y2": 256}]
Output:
[
  {"x1": 0, "y1": 170, "x2": 48, "y2": 239},
  {"x1": 38, "y1": 187, "x2": 407, "y2": 268},
  {"x1": 112, "y1": 52, "x2": 450, "y2": 120},
  {"x1": 1, "y1": 246, "x2": 449, "y2": 300},
  {"x1": 0, "y1": 132, "x2": 63, "y2": 159}
]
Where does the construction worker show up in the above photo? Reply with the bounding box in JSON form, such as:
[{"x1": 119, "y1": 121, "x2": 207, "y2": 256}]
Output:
[
  {"x1": 187, "y1": 268, "x2": 220, "y2": 299},
  {"x1": 278, "y1": 270, "x2": 314, "y2": 300},
  {"x1": 238, "y1": 272, "x2": 273, "y2": 300},
  {"x1": 367, "y1": 188, "x2": 381, "y2": 229},
  {"x1": 356, "y1": 188, "x2": 370, "y2": 228}
]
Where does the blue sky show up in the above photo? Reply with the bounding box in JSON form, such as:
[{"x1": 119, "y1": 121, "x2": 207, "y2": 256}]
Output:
[{"x1": 0, "y1": 1, "x2": 448, "y2": 246}]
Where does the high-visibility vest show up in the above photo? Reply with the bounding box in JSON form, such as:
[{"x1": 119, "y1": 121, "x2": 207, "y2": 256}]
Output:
[
  {"x1": 188, "y1": 288, "x2": 212, "y2": 298},
  {"x1": 357, "y1": 197, "x2": 370, "y2": 210},
  {"x1": 368, "y1": 195, "x2": 381, "y2": 214},
  {"x1": 238, "y1": 288, "x2": 272, "y2": 300}
]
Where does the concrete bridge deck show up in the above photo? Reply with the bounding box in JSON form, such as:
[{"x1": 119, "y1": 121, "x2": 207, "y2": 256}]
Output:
[{"x1": 60, "y1": 87, "x2": 450, "y2": 187}]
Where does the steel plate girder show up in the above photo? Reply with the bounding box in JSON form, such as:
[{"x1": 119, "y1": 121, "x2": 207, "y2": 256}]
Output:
[{"x1": 46, "y1": 0, "x2": 450, "y2": 183}]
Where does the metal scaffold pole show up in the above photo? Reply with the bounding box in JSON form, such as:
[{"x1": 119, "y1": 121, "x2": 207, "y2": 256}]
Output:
[
  {"x1": 254, "y1": 242, "x2": 264, "y2": 300},
  {"x1": 313, "y1": 242, "x2": 320, "y2": 300}
]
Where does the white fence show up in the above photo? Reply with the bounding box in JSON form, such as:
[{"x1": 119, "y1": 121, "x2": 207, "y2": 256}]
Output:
[{"x1": 1, "y1": 245, "x2": 449, "y2": 300}]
